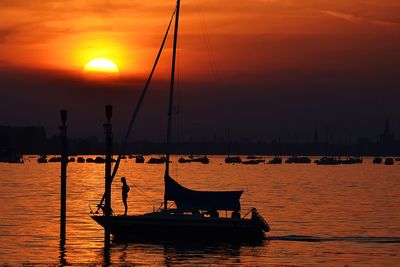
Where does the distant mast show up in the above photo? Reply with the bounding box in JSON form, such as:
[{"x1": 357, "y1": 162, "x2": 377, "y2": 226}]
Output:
[{"x1": 164, "y1": 0, "x2": 181, "y2": 211}]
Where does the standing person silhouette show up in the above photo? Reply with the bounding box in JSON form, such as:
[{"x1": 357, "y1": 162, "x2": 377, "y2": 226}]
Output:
[{"x1": 121, "y1": 177, "x2": 130, "y2": 216}]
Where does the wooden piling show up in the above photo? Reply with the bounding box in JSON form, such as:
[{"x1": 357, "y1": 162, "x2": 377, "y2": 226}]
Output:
[
  {"x1": 104, "y1": 105, "x2": 113, "y2": 245},
  {"x1": 60, "y1": 110, "x2": 68, "y2": 242}
]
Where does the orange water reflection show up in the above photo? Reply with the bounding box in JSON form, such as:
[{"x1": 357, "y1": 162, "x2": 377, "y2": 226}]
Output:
[{"x1": 0, "y1": 155, "x2": 399, "y2": 265}]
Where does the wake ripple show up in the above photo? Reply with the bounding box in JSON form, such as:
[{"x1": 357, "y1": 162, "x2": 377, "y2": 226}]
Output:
[{"x1": 267, "y1": 235, "x2": 400, "y2": 243}]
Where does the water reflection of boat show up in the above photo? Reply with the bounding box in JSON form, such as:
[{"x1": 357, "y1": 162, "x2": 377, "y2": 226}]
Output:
[{"x1": 92, "y1": 0, "x2": 270, "y2": 242}]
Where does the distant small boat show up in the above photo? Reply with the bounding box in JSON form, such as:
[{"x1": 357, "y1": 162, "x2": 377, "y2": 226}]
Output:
[
  {"x1": 242, "y1": 159, "x2": 264, "y2": 165},
  {"x1": 94, "y1": 157, "x2": 105, "y2": 164},
  {"x1": 69, "y1": 157, "x2": 75, "y2": 162},
  {"x1": 373, "y1": 157, "x2": 382, "y2": 164},
  {"x1": 86, "y1": 158, "x2": 95, "y2": 163},
  {"x1": 147, "y1": 157, "x2": 168, "y2": 164},
  {"x1": 340, "y1": 157, "x2": 362, "y2": 164},
  {"x1": 315, "y1": 157, "x2": 341, "y2": 165},
  {"x1": 179, "y1": 156, "x2": 210, "y2": 164},
  {"x1": 48, "y1": 157, "x2": 61, "y2": 162},
  {"x1": 0, "y1": 152, "x2": 24, "y2": 163},
  {"x1": 77, "y1": 157, "x2": 85, "y2": 163},
  {"x1": 135, "y1": 155, "x2": 145, "y2": 163},
  {"x1": 285, "y1": 156, "x2": 311, "y2": 164},
  {"x1": 384, "y1": 158, "x2": 394, "y2": 165},
  {"x1": 268, "y1": 157, "x2": 282, "y2": 164},
  {"x1": 178, "y1": 157, "x2": 188, "y2": 163},
  {"x1": 225, "y1": 156, "x2": 242, "y2": 164},
  {"x1": 37, "y1": 155, "x2": 48, "y2": 163}
]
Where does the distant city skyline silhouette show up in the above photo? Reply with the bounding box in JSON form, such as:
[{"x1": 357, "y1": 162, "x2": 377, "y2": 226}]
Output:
[{"x1": 1, "y1": 118, "x2": 399, "y2": 156}]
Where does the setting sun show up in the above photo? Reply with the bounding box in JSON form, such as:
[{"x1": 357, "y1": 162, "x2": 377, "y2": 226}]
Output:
[{"x1": 83, "y1": 58, "x2": 120, "y2": 74}]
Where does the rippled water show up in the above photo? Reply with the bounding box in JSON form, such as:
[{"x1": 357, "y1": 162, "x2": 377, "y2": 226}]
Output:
[{"x1": 1, "y1": 156, "x2": 400, "y2": 265}]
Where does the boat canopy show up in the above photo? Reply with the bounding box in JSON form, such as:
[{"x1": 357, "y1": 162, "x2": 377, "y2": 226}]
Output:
[{"x1": 164, "y1": 175, "x2": 243, "y2": 211}]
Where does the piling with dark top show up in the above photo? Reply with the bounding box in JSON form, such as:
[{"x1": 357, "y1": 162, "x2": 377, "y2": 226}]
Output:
[{"x1": 60, "y1": 110, "x2": 68, "y2": 242}]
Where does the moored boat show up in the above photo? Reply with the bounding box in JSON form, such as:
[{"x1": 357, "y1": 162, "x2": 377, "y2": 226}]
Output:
[
  {"x1": 384, "y1": 158, "x2": 394, "y2": 165},
  {"x1": 37, "y1": 155, "x2": 48, "y2": 163},
  {"x1": 373, "y1": 157, "x2": 382, "y2": 164},
  {"x1": 242, "y1": 159, "x2": 265, "y2": 165},
  {"x1": 225, "y1": 156, "x2": 242, "y2": 164},
  {"x1": 135, "y1": 155, "x2": 145, "y2": 163},
  {"x1": 315, "y1": 157, "x2": 341, "y2": 165},
  {"x1": 285, "y1": 156, "x2": 311, "y2": 164},
  {"x1": 268, "y1": 157, "x2": 282, "y2": 164},
  {"x1": 147, "y1": 157, "x2": 167, "y2": 164},
  {"x1": 91, "y1": 0, "x2": 270, "y2": 242}
]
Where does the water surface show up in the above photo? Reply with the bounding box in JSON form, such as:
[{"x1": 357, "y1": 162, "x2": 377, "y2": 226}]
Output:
[{"x1": 0, "y1": 156, "x2": 399, "y2": 265}]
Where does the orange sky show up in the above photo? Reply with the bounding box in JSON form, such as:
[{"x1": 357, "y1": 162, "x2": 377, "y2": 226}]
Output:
[
  {"x1": 1, "y1": 0, "x2": 400, "y2": 140},
  {"x1": 1, "y1": 0, "x2": 399, "y2": 79}
]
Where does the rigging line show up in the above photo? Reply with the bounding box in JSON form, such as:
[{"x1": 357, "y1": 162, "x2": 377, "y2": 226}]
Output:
[
  {"x1": 96, "y1": 9, "x2": 176, "y2": 211},
  {"x1": 131, "y1": 187, "x2": 155, "y2": 204},
  {"x1": 194, "y1": 2, "x2": 219, "y2": 82},
  {"x1": 173, "y1": 29, "x2": 181, "y2": 177}
]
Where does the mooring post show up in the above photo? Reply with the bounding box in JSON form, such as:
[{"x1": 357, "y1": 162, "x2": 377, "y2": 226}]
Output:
[
  {"x1": 104, "y1": 105, "x2": 113, "y2": 246},
  {"x1": 60, "y1": 109, "x2": 68, "y2": 243}
]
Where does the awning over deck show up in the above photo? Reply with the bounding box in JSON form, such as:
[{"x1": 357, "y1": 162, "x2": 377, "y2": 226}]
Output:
[{"x1": 164, "y1": 174, "x2": 243, "y2": 211}]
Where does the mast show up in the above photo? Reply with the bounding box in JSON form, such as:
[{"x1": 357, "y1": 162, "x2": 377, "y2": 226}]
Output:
[{"x1": 164, "y1": 0, "x2": 181, "y2": 211}]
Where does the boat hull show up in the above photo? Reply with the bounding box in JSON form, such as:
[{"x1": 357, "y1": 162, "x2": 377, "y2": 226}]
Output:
[{"x1": 92, "y1": 212, "x2": 266, "y2": 242}]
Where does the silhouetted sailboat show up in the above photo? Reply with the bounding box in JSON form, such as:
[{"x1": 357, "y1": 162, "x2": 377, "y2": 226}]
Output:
[
  {"x1": 373, "y1": 157, "x2": 382, "y2": 164},
  {"x1": 135, "y1": 155, "x2": 145, "y2": 163},
  {"x1": 179, "y1": 155, "x2": 210, "y2": 164},
  {"x1": 384, "y1": 158, "x2": 394, "y2": 165},
  {"x1": 225, "y1": 156, "x2": 242, "y2": 164},
  {"x1": 241, "y1": 159, "x2": 265, "y2": 165},
  {"x1": 147, "y1": 156, "x2": 167, "y2": 164},
  {"x1": 285, "y1": 156, "x2": 311, "y2": 164},
  {"x1": 91, "y1": 0, "x2": 270, "y2": 241},
  {"x1": 314, "y1": 156, "x2": 341, "y2": 165},
  {"x1": 268, "y1": 157, "x2": 282, "y2": 164}
]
